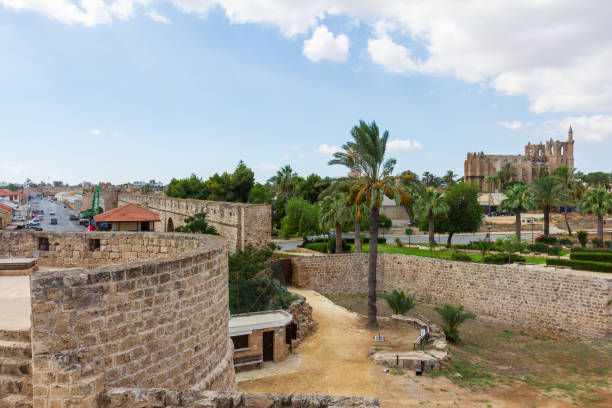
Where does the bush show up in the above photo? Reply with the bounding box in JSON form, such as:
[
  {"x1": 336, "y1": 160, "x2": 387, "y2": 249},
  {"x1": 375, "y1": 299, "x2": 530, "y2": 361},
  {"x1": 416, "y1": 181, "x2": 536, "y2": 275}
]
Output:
[
  {"x1": 577, "y1": 230, "x2": 588, "y2": 247},
  {"x1": 343, "y1": 235, "x2": 366, "y2": 244},
  {"x1": 378, "y1": 214, "x2": 392, "y2": 229},
  {"x1": 591, "y1": 238, "x2": 604, "y2": 247},
  {"x1": 546, "y1": 258, "x2": 612, "y2": 273},
  {"x1": 434, "y1": 304, "x2": 476, "y2": 343},
  {"x1": 394, "y1": 238, "x2": 403, "y2": 247},
  {"x1": 571, "y1": 247, "x2": 611, "y2": 253},
  {"x1": 378, "y1": 290, "x2": 416, "y2": 315},
  {"x1": 451, "y1": 250, "x2": 472, "y2": 262},
  {"x1": 535, "y1": 235, "x2": 571, "y2": 246},
  {"x1": 327, "y1": 238, "x2": 351, "y2": 254},
  {"x1": 484, "y1": 253, "x2": 526, "y2": 264},
  {"x1": 304, "y1": 242, "x2": 328, "y2": 253},
  {"x1": 570, "y1": 252, "x2": 612, "y2": 264},
  {"x1": 528, "y1": 243, "x2": 560, "y2": 255},
  {"x1": 363, "y1": 237, "x2": 386, "y2": 244}
]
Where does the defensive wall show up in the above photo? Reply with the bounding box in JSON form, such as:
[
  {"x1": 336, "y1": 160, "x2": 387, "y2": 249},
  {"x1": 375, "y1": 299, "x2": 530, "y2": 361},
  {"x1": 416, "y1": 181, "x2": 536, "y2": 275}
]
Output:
[
  {"x1": 0, "y1": 231, "x2": 235, "y2": 407},
  {"x1": 117, "y1": 194, "x2": 271, "y2": 252},
  {"x1": 291, "y1": 254, "x2": 612, "y2": 338}
]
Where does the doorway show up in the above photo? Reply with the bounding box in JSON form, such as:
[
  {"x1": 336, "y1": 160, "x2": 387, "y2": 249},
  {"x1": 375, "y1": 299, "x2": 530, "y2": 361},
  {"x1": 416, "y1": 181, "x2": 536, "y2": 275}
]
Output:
[{"x1": 262, "y1": 331, "x2": 274, "y2": 362}]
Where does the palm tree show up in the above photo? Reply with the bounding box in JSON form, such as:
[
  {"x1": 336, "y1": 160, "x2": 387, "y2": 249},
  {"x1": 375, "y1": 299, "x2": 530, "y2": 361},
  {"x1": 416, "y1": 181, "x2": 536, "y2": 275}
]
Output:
[
  {"x1": 330, "y1": 120, "x2": 412, "y2": 330},
  {"x1": 443, "y1": 170, "x2": 456, "y2": 188},
  {"x1": 267, "y1": 165, "x2": 297, "y2": 202},
  {"x1": 553, "y1": 166, "x2": 585, "y2": 235},
  {"x1": 417, "y1": 190, "x2": 449, "y2": 244},
  {"x1": 320, "y1": 193, "x2": 349, "y2": 253},
  {"x1": 496, "y1": 163, "x2": 517, "y2": 187},
  {"x1": 378, "y1": 291, "x2": 416, "y2": 315},
  {"x1": 531, "y1": 177, "x2": 561, "y2": 237},
  {"x1": 434, "y1": 304, "x2": 476, "y2": 343},
  {"x1": 422, "y1": 171, "x2": 433, "y2": 186},
  {"x1": 348, "y1": 200, "x2": 368, "y2": 253},
  {"x1": 580, "y1": 186, "x2": 612, "y2": 245},
  {"x1": 485, "y1": 174, "x2": 499, "y2": 211},
  {"x1": 500, "y1": 184, "x2": 535, "y2": 240}
]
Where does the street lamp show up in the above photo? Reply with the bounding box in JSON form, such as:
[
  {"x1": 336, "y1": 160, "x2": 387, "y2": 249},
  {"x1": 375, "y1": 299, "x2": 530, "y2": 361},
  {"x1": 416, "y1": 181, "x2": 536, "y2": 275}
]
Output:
[
  {"x1": 558, "y1": 233, "x2": 561, "y2": 260},
  {"x1": 486, "y1": 225, "x2": 492, "y2": 243},
  {"x1": 530, "y1": 221, "x2": 535, "y2": 244}
]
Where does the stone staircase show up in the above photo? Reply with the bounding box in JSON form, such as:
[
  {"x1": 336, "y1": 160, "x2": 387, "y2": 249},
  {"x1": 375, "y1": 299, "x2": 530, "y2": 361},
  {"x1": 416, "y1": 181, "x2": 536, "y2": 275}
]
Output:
[{"x1": 0, "y1": 330, "x2": 32, "y2": 408}]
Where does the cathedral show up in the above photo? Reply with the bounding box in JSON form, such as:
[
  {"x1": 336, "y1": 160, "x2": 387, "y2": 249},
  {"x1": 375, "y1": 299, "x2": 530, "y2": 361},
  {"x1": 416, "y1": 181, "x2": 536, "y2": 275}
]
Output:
[{"x1": 464, "y1": 127, "x2": 575, "y2": 191}]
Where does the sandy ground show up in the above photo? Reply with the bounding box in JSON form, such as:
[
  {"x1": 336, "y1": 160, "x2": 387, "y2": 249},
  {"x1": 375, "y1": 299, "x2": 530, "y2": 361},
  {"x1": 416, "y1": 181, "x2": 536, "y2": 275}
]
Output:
[
  {"x1": 0, "y1": 276, "x2": 30, "y2": 331},
  {"x1": 239, "y1": 289, "x2": 582, "y2": 408}
]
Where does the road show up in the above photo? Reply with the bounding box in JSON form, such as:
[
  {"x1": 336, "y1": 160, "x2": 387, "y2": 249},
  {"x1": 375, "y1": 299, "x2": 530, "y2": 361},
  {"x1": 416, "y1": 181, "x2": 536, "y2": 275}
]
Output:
[{"x1": 29, "y1": 198, "x2": 83, "y2": 232}]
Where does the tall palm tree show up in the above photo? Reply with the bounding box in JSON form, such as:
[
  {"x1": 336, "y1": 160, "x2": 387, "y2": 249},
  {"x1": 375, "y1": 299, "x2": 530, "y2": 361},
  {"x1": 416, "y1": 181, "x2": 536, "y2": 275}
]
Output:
[
  {"x1": 553, "y1": 166, "x2": 585, "y2": 236},
  {"x1": 531, "y1": 177, "x2": 561, "y2": 237},
  {"x1": 496, "y1": 163, "x2": 517, "y2": 187},
  {"x1": 485, "y1": 174, "x2": 499, "y2": 210},
  {"x1": 422, "y1": 171, "x2": 433, "y2": 186},
  {"x1": 580, "y1": 186, "x2": 612, "y2": 245},
  {"x1": 443, "y1": 170, "x2": 456, "y2": 188},
  {"x1": 417, "y1": 190, "x2": 449, "y2": 244},
  {"x1": 500, "y1": 184, "x2": 535, "y2": 240},
  {"x1": 348, "y1": 200, "x2": 368, "y2": 253},
  {"x1": 267, "y1": 165, "x2": 297, "y2": 202},
  {"x1": 320, "y1": 193, "x2": 349, "y2": 253},
  {"x1": 330, "y1": 120, "x2": 412, "y2": 330}
]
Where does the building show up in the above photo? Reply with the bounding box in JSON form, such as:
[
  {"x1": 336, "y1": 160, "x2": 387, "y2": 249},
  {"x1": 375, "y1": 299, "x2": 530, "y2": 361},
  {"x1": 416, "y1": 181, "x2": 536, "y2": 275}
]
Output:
[
  {"x1": 464, "y1": 127, "x2": 575, "y2": 191},
  {"x1": 229, "y1": 310, "x2": 295, "y2": 369},
  {"x1": 0, "y1": 203, "x2": 11, "y2": 229},
  {"x1": 0, "y1": 189, "x2": 24, "y2": 204},
  {"x1": 93, "y1": 203, "x2": 160, "y2": 231}
]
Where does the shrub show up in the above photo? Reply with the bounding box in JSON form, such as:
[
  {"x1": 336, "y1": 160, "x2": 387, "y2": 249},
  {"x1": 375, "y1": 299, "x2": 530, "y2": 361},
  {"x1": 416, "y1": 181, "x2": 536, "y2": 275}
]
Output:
[
  {"x1": 394, "y1": 238, "x2": 403, "y2": 247},
  {"x1": 591, "y1": 238, "x2": 604, "y2": 247},
  {"x1": 434, "y1": 304, "x2": 476, "y2": 343},
  {"x1": 527, "y1": 242, "x2": 548, "y2": 253},
  {"x1": 378, "y1": 213, "x2": 392, "y2": 229},
  {"x1": 343, "y1": 235, "x2": 366, "y2": 244},
  {"x1": 378, "y1": 291, "x2": 416, "y2": 315},
  {"x1": 304, "y1": 242, "x2": 328, "y2": 253},
  {"x1": 546, "y1": 258, "x2": 612, "y2": 273},
  {"x1": 451, "y1": 250, "x2": 472, "y2": 262},
  {"x1": 535, "y1": 235, "x2": 557, "y2": 245},
  {"x1": 570, "y1": 252, "x2": 612, "y2": 264},
  {"x1": 327, "y1": 238, "x2": 351, "y2": 254},
  {"x1": 577, "y1": 230, "x2": 588, "y2": 247},
  {"x1": 484, "y1": 253, "x2": 526, "y2": 264},
  {"x1": 571, "y1": 247, "x2": 611, "y2": 254}
]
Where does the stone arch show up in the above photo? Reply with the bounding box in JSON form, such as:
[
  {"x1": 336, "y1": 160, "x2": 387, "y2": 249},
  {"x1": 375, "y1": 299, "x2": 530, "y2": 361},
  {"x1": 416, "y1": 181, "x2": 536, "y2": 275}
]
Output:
[
  {"x1": 166, "y1": 217, "x2": 174, "y2": 232},
  {"x1": 560, "y1": 144, "x2": 565, "y2": 156}
]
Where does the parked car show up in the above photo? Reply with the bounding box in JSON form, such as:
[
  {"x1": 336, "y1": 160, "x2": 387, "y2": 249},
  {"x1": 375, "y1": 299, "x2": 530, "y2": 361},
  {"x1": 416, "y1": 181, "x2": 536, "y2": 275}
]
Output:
[
  {"x1": 49, "y1": 212, "x2": 55, "y2": 215},
  {"x1": 50, "y1": 218, "x2": 58, "y2": 225},
  {"x1": 69, "y1": 214, "x2": 79, "y2": 221}
]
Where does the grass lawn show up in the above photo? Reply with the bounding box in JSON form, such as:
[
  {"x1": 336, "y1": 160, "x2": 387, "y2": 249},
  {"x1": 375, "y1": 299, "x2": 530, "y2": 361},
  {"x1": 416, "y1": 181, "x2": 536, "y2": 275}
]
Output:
[
  {"x1": 356, "y1": 243, "x2": 548, "y2": 264},
  {"x1": 324, "y1": 294, "x2": 612, "y2": 407}
]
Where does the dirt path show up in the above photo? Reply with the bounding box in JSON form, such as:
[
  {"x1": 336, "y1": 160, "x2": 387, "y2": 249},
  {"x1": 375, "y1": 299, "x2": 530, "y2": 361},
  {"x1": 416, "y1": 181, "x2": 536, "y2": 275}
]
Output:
[{"x1": 239, "y1": 289, "x2": 588, "y2": 407}]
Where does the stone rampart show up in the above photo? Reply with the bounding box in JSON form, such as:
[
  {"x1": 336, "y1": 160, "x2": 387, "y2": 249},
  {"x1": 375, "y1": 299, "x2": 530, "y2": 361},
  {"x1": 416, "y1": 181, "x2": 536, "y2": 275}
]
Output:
[
  {"x1": 118, "y1": 194, "x2": 271, "y2": 252},
  {"x1": 291, "y1": 254, "x2": 611, "y2": 338}
]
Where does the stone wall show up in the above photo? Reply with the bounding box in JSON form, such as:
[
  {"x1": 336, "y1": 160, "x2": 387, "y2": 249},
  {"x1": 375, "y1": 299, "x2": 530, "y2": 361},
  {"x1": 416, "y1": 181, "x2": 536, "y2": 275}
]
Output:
[
  {"x1": 118, "y1": 194, "x2": 271, "y2": 252},
  {"x1": 291, "y1": 253, "x2": 611, "y2": 338},
  {"x1": 4, "y1": 231, "x2": 236, "y2": 407},
  {"x1": 101, "y1": 388, "x2": 380, "y2": 408},
  {"x1": 287, "y1": 295, "x2": 316, "y2": 347}
]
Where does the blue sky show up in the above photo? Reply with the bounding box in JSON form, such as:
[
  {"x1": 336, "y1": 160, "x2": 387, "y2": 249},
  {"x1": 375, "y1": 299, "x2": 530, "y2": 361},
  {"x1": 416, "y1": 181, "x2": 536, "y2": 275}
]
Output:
[{"x1": 1, "y1": 1, "x2": 611, "y2": 185}]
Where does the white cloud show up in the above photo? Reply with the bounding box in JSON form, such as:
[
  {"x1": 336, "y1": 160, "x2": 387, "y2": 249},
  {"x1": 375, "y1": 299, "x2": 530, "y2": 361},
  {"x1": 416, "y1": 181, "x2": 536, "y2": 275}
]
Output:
[
  {"x1": 254, "y1": 163, "x2": 279, "y2": 171},
  {"x1": 0, "y1": 0, "x2": 112, "y2": 26},
  {"x1": 88, "y1": 128, "x2": 102, "y2": 135},
  {"x1": 146, "y1": 8, "x2": 170, "y2": 23},
  {"x1": 548, "y1": 115, "x2": 612, "y2": 142},
  {"x1": 303, "y1": 25, "x2": 349, "y2": 63},
  {"x1": 387, "y1": 139, "x2": 422, "y2": 151},
  {"x1": 314, "y1": 144, "x2": 341, "y2": 155},
  {"x1": 497, "y1": 121, "x2": 523, "y2": 131},
  {"x1": 367, "y1": 34, "x2": 417, "y2": 74}
]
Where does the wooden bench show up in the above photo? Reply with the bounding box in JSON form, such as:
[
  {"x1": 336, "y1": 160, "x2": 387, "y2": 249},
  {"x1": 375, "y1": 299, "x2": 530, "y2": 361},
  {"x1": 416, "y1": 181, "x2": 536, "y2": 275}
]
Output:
[{"x1": 233, "y1": 353, "x2": 263, "y2": 369}]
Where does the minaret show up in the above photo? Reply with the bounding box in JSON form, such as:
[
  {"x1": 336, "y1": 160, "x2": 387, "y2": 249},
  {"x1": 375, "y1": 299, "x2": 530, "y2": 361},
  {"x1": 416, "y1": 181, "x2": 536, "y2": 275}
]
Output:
[
  {"x1": 568, "y1": 125, "x2": 573, "y2": 140},
  {"x1": 566, "y1": 125, "x2": 575, "y2": 168}
]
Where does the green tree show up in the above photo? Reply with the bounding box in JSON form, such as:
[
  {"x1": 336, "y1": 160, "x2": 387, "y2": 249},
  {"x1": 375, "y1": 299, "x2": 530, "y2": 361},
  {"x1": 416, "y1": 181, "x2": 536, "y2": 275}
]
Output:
[
  {"x1": 280, "y1": 197, "x2": 320, "y2": 238},
  {"x1": 500, "y1": 183, "x2": 535, "y2": 241},
  {"x1": 583, "y1": 172, "x2": 612, "y2": 189},
  {"x1": 496, "y1": 163, "x2": 517, "y2": 187},
  {"x1": 430, "y1": 182, "x2": 482, "y2": 247},
  {"x1": 166, "y1": 174, "x2": 209, "y2": 199},
  {"x1": 206, "y1": 172, "x2": 233, "y2": 202},
  {"x1": 580, "y1": 186, "x2": 612, "y2": 245},
  {"x1": 553, "y1": 166, "x2": 585, "y2": 235},
  {"x1": 348, "y1": 200, "x2": 368, "y2": 253},
  {"x1": 174, "y1": 212, "x2": 219, "y2": 235},
  {"x1": 434, "y1": 304, "x2": 476, "y2": 343},
  {"x1": 531, "y1": 177, "x2": 562, "y2": 237},
  {"x1": 268, "y1": 165, "x2": 298, "y2": 202},
  {"x1": 330, "y1": 120, "x2": 413, "y2": 330},
  {"x1": 378, "y1": 291, "x2": 416, "y2": 315},
  {"x1": 443, "y1": 170, "x2": 456, "y2": 188},
  {"x1": 320, "y1": 193, "x2": 351, "y2": 254},
  {"x1": 416, "y1": 190, "x2": 449, "y2": 244},
  {"x1": 296, "y1": 174, "x2": 333, "y2": 204},
  {"x1": 230, "y1": 160, "x2": 255, "y2": 203},
  {"x1": 247, "y1": 183, "x2": 272, "y2": 204}
]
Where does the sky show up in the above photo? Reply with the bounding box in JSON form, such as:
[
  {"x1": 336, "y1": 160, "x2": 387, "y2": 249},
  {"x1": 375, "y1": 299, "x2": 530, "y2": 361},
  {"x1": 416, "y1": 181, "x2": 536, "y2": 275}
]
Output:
[{"x1": 1, "y1": 0, "x2": 611, "y2": 185}]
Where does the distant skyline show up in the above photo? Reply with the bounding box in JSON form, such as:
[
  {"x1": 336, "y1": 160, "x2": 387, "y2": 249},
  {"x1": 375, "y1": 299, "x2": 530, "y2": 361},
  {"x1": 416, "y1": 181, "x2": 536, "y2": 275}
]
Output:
[{"x1": 1, "y1": 1, "x2": 611, "y2": 185}]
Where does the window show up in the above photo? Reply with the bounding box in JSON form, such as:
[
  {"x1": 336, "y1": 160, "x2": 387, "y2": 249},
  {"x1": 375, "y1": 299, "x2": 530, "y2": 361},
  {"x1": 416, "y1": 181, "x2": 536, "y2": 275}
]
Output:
[
  {"x1": 38, "y1": 237, "x2": 49, "y2": 251},
  {"x1": 140, "y1": 222, "x2": 150, "y2": 232},
  {"x1": 88, "y1": 239, "x2": 100, "y2": 251},
  {"x1": 231, "y1": 335, "x2": 249, "y2": 350}
]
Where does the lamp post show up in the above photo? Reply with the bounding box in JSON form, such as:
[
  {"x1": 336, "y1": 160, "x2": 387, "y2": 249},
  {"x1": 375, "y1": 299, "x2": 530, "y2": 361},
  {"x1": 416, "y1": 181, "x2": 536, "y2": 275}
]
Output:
[
  {"x1": 558, "y1": 233, "x2": 561, "y2": 260},
  {"x1": 531, "y1": 221, "x2": 534, "y2": 244},
  {"x1": 486, "y1": 225, "x2": 492, "y2": 243}
]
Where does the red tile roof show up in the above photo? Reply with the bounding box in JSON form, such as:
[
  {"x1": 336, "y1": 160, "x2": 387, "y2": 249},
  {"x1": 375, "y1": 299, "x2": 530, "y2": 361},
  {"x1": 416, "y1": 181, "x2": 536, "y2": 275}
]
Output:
[
  {"x1": 0, "y1": 203, "x2": 11, "y2": 212},
  {"x1": 0, "y1": 189, "x2": 18, "y2": 196},
  {"x1": 94, "y1": 203, "x2": 161, "y2": 223}
]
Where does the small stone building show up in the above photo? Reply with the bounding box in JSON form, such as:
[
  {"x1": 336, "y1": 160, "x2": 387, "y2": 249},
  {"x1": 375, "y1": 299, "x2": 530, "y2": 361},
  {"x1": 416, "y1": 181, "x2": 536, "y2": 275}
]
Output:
[
  {"x1": 93, "y1": 202, "x2": 160, "y2": 231},
  {"x1": 229, "y1": 310, "x2": 295, "y2": 369}
]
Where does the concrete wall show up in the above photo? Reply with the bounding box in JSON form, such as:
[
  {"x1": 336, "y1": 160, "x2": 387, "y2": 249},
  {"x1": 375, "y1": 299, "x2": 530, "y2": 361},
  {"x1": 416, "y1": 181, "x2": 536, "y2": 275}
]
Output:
[
  {"x1": 291, "y1": 254, "x2": 611, "y2": 338},
  {"x1": 1, "y1": 231, "x2": 236, "y2": 407},
  {"x1": 118, "y1": 194, "x2": 271, "y2": 252}
]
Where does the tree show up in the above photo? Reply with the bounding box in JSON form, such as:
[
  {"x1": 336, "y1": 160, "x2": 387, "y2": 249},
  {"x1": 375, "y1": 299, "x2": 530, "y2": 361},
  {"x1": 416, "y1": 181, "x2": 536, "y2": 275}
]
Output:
[
  {"x1": 430, "y1": 182, "x2": 482, "y2": 247},
  {"x1": 531, "y1": 177, "x2": 561, "y2": 237},
  {"x1": 496, "y1": 163, "x2": 516, "y2": 186},
  {"x1": 553, "y1": 166, "x2": 585, "y2": 235},
  {"x1": 230, "y1": 161, "x2": 255, "y2": 203},
  {"x1": 580, "y1": 186, "x2": 612, "y2": 245},
  {"x1": 279, "y1": 197, "x2": 320, "y2": 238},
  {"x1": 166, "y1": 174, "x2": 208, "y2": 199},
  {"x1": 434, "y1": 304, "x2": 476, "y2": 343},
  {"x1": 247, "y1": 183, "x2": 272, "y2": 204},
  {"x1": 443, "y1": 170, "x2": 456, "y2": 188},
  {"x1": 268, "y1": 165, "x2": 298, "y2": 202},
  {"x1": 416, "y1": 190, "x2": 449, "y2": 244},
  {"x1": 330, "y1": 120, "x2": 413, "y2": 330},
  {"x1": 378, "y1": 291, "x2": 416, "y2": 315},
  {"x1": 583, "y1": 172, "x2": 612, "y2": 189},
  {"x1": 348, "y1": 200, "x2": 368, "y2": 253},
  {"x1": 500, "y1": 183, "x2": 535, "y2": 240},
  {"x1": 174, "y1": 212, "x2": 219, "y2": 235},
  {"x1": 485, "y1": 174, "x2": 499, "y2": 211},
  {"x1": 320, "y1": 193, "x2": 350, "y2": 254},
  {"x1": 296, "y1": 174, "x2": 333, "y2": 204}
]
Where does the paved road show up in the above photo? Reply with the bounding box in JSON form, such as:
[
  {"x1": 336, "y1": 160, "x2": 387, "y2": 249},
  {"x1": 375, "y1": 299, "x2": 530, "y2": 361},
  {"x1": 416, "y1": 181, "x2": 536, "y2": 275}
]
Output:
[{"x1": 29, "y1": 198, "x2": 83, "y2": 232}]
